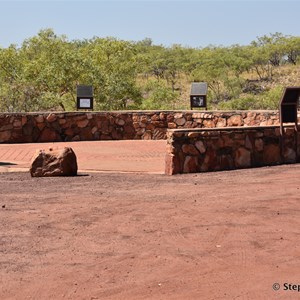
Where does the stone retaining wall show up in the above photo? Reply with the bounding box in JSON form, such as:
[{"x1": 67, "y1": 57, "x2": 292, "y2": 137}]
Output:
[
  {"x1": 0, "y1": 111, "x2": 279, "y2": 143},
  {"x1": 165, "y1": 126, "x2": 300, "y2": 175}
]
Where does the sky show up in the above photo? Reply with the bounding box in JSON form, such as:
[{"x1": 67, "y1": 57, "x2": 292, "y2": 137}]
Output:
[{"x1": 0, "y1": 0, "x2": 299, "y2": 48}]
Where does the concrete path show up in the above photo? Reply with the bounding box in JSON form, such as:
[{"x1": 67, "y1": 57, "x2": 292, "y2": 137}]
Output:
[{"x1": 0, "y1": 140, "x2": 166, "y2": 174}]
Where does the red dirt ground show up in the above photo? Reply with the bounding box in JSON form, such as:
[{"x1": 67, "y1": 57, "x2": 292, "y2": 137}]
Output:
[{"x1": 1, "y1": 164, "x2": 300, "y2": 299}]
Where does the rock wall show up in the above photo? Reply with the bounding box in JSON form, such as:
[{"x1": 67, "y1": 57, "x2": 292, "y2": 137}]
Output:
[
  {"x1": 0, "y1": 111, "x2": 280, "y2": 143},
  {"x1": 165, "y1": 126, "x2": 300, "y2": 175}
]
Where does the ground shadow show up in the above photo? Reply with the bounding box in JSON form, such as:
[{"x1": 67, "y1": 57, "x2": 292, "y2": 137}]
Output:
[{"x1": 0, "y1": 162, "x2": 17, "y2": 166}]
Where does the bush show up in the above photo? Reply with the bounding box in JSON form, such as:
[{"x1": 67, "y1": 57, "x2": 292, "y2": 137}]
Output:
[
  {"x1": 218, "y1": 96, "x2": 257, "y2": 110},
  {"x1": 141, "y1": 80, "x2": 179, "y2": 110}
]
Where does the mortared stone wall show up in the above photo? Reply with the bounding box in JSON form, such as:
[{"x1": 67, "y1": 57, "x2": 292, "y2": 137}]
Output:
[
  {"x1": 0, "y1": 110, "x2": 279, "y2": 143},
  {"x1": 165, "y1": 126, "x2": 300, "y2": 175}
]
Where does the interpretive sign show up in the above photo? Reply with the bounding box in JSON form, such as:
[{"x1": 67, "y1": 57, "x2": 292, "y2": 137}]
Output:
[
  {"x1": 279, "y1": 86, "x2": 300, "y2": 134},
  {"x1": 190, "y1": 82, "x2": 207, "y2": 110},
  {"x1": 77, "y1": 85, "x2": 93, "y2": 110}
]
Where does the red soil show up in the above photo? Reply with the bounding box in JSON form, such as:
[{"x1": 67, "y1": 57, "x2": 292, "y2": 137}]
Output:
[{"x1": 1, "y1": 164, "x2": 300, "y2": 299}]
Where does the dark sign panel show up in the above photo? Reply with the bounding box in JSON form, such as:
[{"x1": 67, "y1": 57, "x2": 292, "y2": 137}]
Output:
[
  {"x1": 76, "y1": 85, "x2": 94, "y2": 110},
  {"x1": 191, "y1": 95, "x2": 206, "y2": 108}
]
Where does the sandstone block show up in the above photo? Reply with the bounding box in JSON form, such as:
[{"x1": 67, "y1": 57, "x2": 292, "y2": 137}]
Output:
[
  {"x1": 192, "y1": 113, "x2": 202, "y2": 119},
  {"x1": 35, "y1": 115, "x2": 44, "y2": 123},
  {"x1": 159, "y1": 112, "x2": 167, "y2": 120},
  {"x1": 13, "y1": 120, "x2": 22, "y2": 128},
  {"x1": 283, "y1": 147, "x2": 296, "y2": 163},
  {"x1": 132, "y1": 115, "x2": 139, "y2": 122},
  {"x1": 255, "y1": 139, "x2": 264, "y2": 152},
  {"x1": 174, "y1": 113, "x2": 183, "y2": 119},
  {"x1": 77, "y1": 119, "x2": 89, "y2": 128},
  {"x1": 151, "y1": 114, "x2": 160, "y2": 121},
  {"x1": 187, "y1": 132, "x2": 200, "y2": 138},
  {"x1": 263, "y1": 144, "x2": 281, "y2": 164},
  {"x1": 228, "y1": 115, "x2": 243, "y2": 126},
  {"x1": 58, "y1": 118, "x2": 67, "y2": 125},
  {"x1": 39, "y1": 128, "x2": 59, "y2": 142},
  {"x1": 46, "y1": 113, "x2": 57, "y2": 123},
  {"x1": 0, "y1": 124, "x2": 13, "y2": 131},
  {"x1": 247, "y1": 112, "x2": 257, "y2": 118},
  {"x1": 200, "y1": 149, "x2": 217, "y2": 172},
  {"x1": 245, "y1": 135, "x2": 253, "y2": 150},
  {"x1": 71, "y1": 135, "x2": 79, "y2": 141},
  {"x1": 146, "y1": 123, "x2": 155, "y2": 130},
  {"x1": 234, "y1": 147, "x2": 251, "y2": 168},
  {"x1": 133, "y1": 122, "x2": 140, "y2": 129},
  {"x1": 116, "y1": 118, "x2": 125, "y2": 126},
  {"x1": 37, "y1": 123, "x2": 46, "y2": 131},
  {"x1": 203, "y1": 120, "x2": 215, "y2": 128},
  {"x1": 195, "y1": 140, "x2": 206, "y2": 154},
  {"x1": 22, "y1": 116, "x2": 27, "y2": 125},
  {"x1": 136, "y1": 128, "x2": 145, "y2": 136},
  {"x1": 184, "y1": 121, "x2": 194, "y2": 128},
  {"x1": 175, "y1": 118, "x2": 186, "y2": 126},
  {"x1": 168, "y1": 122, "x2": 177, "y2": 129},
  {"x1": 142, "y1": 131, "x2": 152, "y2": 140},
  {"x1": 216, "y1": 118, "x2": 226, "y2": 128},
  {"x1": 140, "y1": 116, "x2": 148, "y2": 123},
  {"x1": 204, "y1": 113, "x2": 213, "y2": 119},
  {"x1": 91, "y1": 127, "x2": 98, "y2": 134},
  {"x1": 167, "y1": 114, "x2": 174, "y2": 122},
  {"x1": 182, "y1": 144, "x2": 199, "y2": 155},
  {"x1": 152, "y1": 128, "x2": 167, "y2": 139},
  {"x1": 183, "y1": 156, "x2": 198, "y2": 173},
  {"x1": 30, "y1": 147, "x2": 78, "y2": 177},
  {"x1": 0, "y1": 130, "x2": 11, "y2": 142}
]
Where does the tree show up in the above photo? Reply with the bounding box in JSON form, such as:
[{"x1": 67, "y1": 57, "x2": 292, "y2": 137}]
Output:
[{"x1": 285, "y1": 36, "x2": 300, "y2": 65}]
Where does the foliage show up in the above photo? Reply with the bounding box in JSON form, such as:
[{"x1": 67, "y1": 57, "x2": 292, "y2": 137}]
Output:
[
  {"x1": 141, "y1": 80, "x2": 179, "y2": 110},
  {"x1": 219, "y1": 86, "x2": 283, "y2": 110},
  {"x1": 0, "y1": 29, "x2": 299, "y2": 112}
]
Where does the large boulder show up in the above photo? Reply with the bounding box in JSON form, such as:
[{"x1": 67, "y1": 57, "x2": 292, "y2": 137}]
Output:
[{"x1": 30, "y1": 147, "x2": 78, "y2": 177}]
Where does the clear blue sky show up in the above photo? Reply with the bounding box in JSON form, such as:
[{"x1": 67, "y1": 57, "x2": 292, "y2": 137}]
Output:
[{"x1": 1, "y1": 0, "x2": 299, "y2": 48}]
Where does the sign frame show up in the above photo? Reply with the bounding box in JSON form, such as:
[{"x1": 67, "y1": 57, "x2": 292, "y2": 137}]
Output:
[
  {"x1": 190, "y1": 82, "x2": 208, "y2": 110},
  {"x1": 279, "y1": 86, "x2": 300, "y2": 134},
  {"x1": 76, "y1": 85, "x2": 94, "y2": 110}
]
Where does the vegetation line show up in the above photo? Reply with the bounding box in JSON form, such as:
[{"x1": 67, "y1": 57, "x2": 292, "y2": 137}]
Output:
[{"x1": 0, "y1": 29, "x2": 299, "y2": 112}]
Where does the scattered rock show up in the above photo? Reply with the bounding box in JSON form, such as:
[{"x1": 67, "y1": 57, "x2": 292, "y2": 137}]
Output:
[{"x1": 30, "y1": 147, "x2": 78, "y2": 177}]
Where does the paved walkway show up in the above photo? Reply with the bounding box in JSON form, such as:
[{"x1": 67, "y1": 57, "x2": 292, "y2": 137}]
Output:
[{"x1": 0, "y1": 140, "x2": 166, "y2": 174}]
